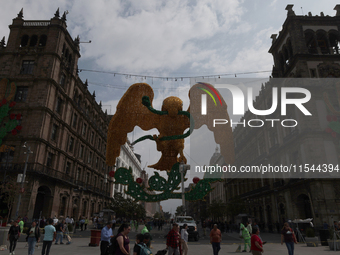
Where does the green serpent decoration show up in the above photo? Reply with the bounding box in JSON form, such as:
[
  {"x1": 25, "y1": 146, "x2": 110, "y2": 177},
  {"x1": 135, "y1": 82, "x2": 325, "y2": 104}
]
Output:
[{"x1": 114, "y1": 162, "x2": 222, "y2": 202}]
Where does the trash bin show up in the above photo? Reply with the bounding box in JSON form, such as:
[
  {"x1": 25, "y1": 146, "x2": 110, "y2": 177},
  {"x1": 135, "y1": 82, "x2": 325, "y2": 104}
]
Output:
[
  {"x1": 0, "y1": 227, "x2": 9, "y2": 246},
  {"x1": 319, "y1": 229, "x2": 330, "y2": 246},
  {"x1": 89, "y1": 229, "x2": 101, "y2": 246}
]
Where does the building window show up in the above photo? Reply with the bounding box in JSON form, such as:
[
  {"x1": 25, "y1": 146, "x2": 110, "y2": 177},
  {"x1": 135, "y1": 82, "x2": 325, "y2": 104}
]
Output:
[
  {"x1": 98, "y1": 138, "x2": 101, "y2": 150},
  {"x1": 82, "y1": 123, "x2": 87, "y2": 136},
  {"x1": 68, "y1": 136, "x2": 74, "y2": 152},
  {"x1": 79, "y1": 145, "x2": 84, "y2": 158},
  {"x1": 88, "y1": 151, "x2": 92, "y2": 164},
  {"x1": 55, "y1": 97, "x2": 63, "y2": 114},
  {"x1": 39, "y1": 35, "x2": 47, "y2": 47},
  {"x1": 86, "y1": 172, "x2": 90, "y2": 184},
  {"x1": 310, "y1": 69, "x2": 317, "y2": 78},
  {"x1": 15, "y1": 87, "x2": 28, "y2": 102},
  {"x1": 20, "y1": 60, "x2": 34, "y2": 74},
  {"x1": 65, "y1": 162, "x2": 71, "y2": 175},
  {"x1": 60, "y1": 73, "x2": 66, "y2": 88},
  {"x1": 20, "y1": 35, "x2": 29, "y2": 47},
  {"x1": 46, "y1": 152, "x2": 54, "y2": 167},
  {"x1": 76, "y1": 168, "x2": 81, "y2": 181},
  {"x1": 96, "y1": 157, "x2": 99, "y2": 168},
  {"x1": 29, "y1": 35, "x2": 38, "y2": 47},
  {"x1": 51, "y1": 124, "x2": 58, "y2": 141},
  {"x1": 72, "y1": 113, "x2": 78, "y2": 128},
  {"x1": 90, "y1": 131, "x2": 94, "y2": 144}
]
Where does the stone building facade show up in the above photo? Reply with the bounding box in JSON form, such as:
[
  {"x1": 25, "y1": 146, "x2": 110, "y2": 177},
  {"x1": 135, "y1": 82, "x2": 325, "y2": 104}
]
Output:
[
  {"x1": 0, "y1": 9, "x2": 114, "y2": 220},
  {"x1": 223, "y1": 4, "x2": 340, "y2": 229}
]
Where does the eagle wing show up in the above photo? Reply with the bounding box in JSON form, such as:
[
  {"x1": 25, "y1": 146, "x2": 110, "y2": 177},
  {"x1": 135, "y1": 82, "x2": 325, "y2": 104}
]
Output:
[
  {"x1": 106, "y1": 83, "x2": 161, "y2": 166},
  {"x1": 188, "y1": 82, "x2": 235, "y2": 164}
]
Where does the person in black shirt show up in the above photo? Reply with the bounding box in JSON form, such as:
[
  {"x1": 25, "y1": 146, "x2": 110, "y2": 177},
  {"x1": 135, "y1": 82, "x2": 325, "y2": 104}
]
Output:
[
  {"x1": 7, "y1": 220, "x2": 20, "y2": 255},
  {"x1": 133, "y1": 233, "x2": 145, "y2": 255}
]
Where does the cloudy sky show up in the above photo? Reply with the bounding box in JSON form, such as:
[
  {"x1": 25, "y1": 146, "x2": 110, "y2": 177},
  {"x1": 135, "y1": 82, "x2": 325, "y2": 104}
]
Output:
[{"x1": 1, "y1": 0, "x2": 339, "y2": 214}]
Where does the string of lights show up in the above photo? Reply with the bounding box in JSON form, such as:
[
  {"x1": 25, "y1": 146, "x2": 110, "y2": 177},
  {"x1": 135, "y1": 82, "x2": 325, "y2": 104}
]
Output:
[{"x1": 79, "y1": 68, "x2": 272, "y2": 80}]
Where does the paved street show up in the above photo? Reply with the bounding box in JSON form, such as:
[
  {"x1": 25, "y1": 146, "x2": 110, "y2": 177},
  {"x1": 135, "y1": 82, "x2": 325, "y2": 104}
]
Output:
[{"x1": 1, "y1": 225, "x2": 336, "y2": 255}]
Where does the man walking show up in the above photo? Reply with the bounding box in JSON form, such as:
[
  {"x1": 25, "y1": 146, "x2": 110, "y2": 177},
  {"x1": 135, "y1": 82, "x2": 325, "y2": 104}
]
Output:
[
  {"x1": 166, "y1": 223, "x2": 180, "y2": 255},
  {"x1": 240, "y1": 222, "x2": 251, "y2": 252},
  {"x1": 210, "y1": 224, "x2": 221, "y2": 255},
  {"x1": 42, "y1": 218, "x2": 56, "y2": 255},
  {"x1": 55, "y1": 220, "x2": 64, "y2": 244},
  {"x1": 100, "y1": 222, "x2": 113, "y2": 255}
]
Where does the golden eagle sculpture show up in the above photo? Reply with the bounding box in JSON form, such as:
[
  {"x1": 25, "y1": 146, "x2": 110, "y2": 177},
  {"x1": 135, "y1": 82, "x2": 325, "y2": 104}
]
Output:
[{"x1": 106, "y1": 82, "x2": 234, "y2": 171}]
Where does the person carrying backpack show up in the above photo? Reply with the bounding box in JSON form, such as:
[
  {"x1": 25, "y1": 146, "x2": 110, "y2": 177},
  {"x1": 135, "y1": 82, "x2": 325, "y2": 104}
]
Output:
[{"x1": 133, "y1": 233, "x2": 152, "y2": 255}]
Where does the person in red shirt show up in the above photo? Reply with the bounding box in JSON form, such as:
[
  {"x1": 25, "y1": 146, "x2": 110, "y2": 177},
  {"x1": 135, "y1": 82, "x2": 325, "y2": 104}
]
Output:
[
  {"x1": 210, "y1": 224, "x2": 222, "y2": 255},
  {"x1": 166, "y1": 223, "x2": 180, "y2": 255},
  {"x1": 251, "y1": 226, "x2": 263, "y2": 255}
]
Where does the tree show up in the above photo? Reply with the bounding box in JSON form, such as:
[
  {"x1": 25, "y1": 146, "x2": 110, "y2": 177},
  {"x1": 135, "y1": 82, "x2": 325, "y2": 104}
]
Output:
[
  {"x1": 0, "y1": 176, "x2": 19, "y2": 221},
  {"x1": 225, "y1": 196, "x2": 246, "y2": 218},
  {"x1": 163, "y1": 211, "x2": 172, "y2": 220},
  {"x1": 109, "y1": 193, "x2": 146, "y2": 219},
  {"x1": 175, "y1": 205, "x2": 185, "y2": 216},
  {"x1": 208, "y1": 200, "x2": 227, "y2": 221}
]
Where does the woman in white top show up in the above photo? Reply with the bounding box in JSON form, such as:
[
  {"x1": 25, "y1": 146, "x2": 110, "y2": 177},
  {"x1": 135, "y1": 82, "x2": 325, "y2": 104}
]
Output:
[{"x1": 181, "y1": 224, "x2": 189, "y2": 255}]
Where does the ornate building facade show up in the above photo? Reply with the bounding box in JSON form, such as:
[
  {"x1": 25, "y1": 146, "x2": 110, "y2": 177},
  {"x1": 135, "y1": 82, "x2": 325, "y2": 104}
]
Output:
[
  {"x1": 0, "y1": 9, "x2": 114, "y2": 220},
  {"x1": 208, "y1": 4, "x2": 340, "y2": 228}
]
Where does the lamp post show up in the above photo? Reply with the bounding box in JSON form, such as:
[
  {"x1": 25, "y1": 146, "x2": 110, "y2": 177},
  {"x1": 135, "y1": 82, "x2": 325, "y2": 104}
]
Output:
[
  {"x1": 15, "y1": 142, "x2": 33, "y2": 218},
  {"x1": 180, "y1": 161, "x2": 186, "y2": 216}
]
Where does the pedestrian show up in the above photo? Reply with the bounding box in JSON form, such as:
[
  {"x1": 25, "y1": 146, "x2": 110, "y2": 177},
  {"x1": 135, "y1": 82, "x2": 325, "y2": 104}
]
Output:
[
  {"x1": 116, "y1": 223, "x2": 131, "y2": 255},
  {"x1": 281, "y1": 222, "x2": 297, "y2": 255},
  {"x1": 42, "y1": 218, "x2": 56, "y2": 255},
  {"x1": 55, "y1": 219, "x2": 65, "y2": 244},
  {"x1": 53, "y1": 216, "x2": 58, "y2": 226},
  {"x1": 7, "y1": 220, "x2": 20, "y2": 255},
  {"x1": 100, "y1": 222, "x2": 113, "y2": 255},
  {"x1": 18, "y1": 217, "x2": 24, "y2": 233},
  {"x1": 181, "y1": 223, "x2": 189, "y2": 255},
  {"x1": 253, "y1": 221, "x2": 266, "y2": 245},
  {"x1": 240, "y1": 222, "x2": 251, "y2": 252},
  {"x1": 246, "y1": 221, "x2": 252, "y2": 237},
  {"x1": 210, "y1": 224, "x2": 221, "y2": 255},
  {"x1": 84, "y1": 217, "x2": 88, "y2": 230},
  {"x1": 167, "y1": 223, "x2": 180, "y2": 255},
  {"x1": 26, "y1": 221, "x2": 40, "y2": 255},
  {"x1": 112, "y1": 218, "x2": 116, "y2": 233},
  {"x1": 80, "y1": 217, "x2": 85, "y2": 231},
  {"x1": 251, "y1": 226, "x2": 263, "y2": 255},
  {"x1": 63, "y1": 220, "x2": 71, "y2": 244},
  {"x1": 202, "y1": 221, "x2": 207, "y2": 236},
  {"x1": 133, "y1": 233, "x2": 145, "y2": 255}
]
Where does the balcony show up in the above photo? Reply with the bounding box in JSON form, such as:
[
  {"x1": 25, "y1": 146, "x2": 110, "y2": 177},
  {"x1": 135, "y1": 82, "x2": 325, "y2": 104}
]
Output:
[
  {"x1": 240, "y1": 185, "x2": 270, "y2": 199},
  {"x1": 0, "y1": 163, "x2": 110, "y2": 197}
]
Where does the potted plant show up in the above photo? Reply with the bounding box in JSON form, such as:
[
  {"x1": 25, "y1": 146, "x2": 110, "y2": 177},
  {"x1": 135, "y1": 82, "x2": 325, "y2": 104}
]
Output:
[
  {"x1": 305, "y1": 228, "x2": 318, "y2": 247},
  {"x1": 328, "y1": 228, "x2": 340, "y2": 250}
]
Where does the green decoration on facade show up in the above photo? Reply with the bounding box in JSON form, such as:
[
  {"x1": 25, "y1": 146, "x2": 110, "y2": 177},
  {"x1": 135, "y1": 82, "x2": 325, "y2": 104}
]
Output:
[
  {"x1": 0, "y1": 79, "x2": 21, "y2": 147},
  {"x1": 114, "y1": 162, "x2": 222, "y2": 202}
]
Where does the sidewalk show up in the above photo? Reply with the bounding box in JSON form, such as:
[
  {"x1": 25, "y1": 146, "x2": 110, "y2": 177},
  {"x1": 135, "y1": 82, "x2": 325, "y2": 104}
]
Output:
[{"x1": 1, "y1": 237, "x2": 336, "y2": 255}]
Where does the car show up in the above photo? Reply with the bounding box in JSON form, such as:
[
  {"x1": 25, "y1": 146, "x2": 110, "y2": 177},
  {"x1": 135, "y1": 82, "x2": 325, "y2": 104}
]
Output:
[{"x1": 175, "y1": 216, "x2": 199, "y2": 241}]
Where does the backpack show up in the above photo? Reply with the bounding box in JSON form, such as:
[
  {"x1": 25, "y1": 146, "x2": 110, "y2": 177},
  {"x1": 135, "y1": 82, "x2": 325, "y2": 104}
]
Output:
[{"x1": 137, "y1": 243, "x2": 152, "y2": 255}]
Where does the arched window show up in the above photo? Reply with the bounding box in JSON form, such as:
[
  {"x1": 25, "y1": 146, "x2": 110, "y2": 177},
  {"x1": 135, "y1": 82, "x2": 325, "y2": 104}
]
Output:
[
  {"x1": 29, "y1": 35, "x2": 38, "y2": 47},
  {"x1": 65, "y1": 49, "x2": 69, "y2": 58},
  {"x1": 329, "y1": 31, "x2": 340, "y2": 55},
  {"x1": 305, "y1": 30, "x2": 317, "y2": 54},
  {"x1": 39, "y1": 35, "x2": 47, "y2": 47},
  {"x1": 20, "y1": 35, "x2": 29, "y2": 47},
  {"x1": 316, "y1": 30, "x2": 329, "y2": 54},
  {"x1": 62, "y1": 43, "x2": 66, "y2": 56}
]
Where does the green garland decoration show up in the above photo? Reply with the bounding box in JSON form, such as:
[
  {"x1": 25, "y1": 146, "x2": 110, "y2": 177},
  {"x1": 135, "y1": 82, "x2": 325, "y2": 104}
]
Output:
[
  {"x1": 131, "y1": 96, "x2": 194, "y2": 146},
  {"x1": 114, "y1": 162, "x2": 222, "y2": 202},
  {"x1": 0, "y1": 80, "x2": 20, "y2": 146}
]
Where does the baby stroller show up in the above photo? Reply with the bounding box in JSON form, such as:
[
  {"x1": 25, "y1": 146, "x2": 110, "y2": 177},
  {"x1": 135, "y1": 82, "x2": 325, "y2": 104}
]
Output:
[{"x1": 155, "y1": 249, "x2": 167, "y2": 255}]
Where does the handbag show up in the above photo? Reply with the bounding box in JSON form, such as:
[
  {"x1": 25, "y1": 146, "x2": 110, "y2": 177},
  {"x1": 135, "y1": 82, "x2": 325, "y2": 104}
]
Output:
[{"x1": 66, "y1": 234, "x2": 72, "y2": 242}]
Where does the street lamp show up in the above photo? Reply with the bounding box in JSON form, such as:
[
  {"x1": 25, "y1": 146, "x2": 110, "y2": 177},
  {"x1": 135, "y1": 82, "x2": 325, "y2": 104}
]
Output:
[
  {"x1": 180, "y1": 161, "x2": 185, "y2": 216},
  {"x1": 15, "y1": 142, "x2": 33, "y2": 218}
]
